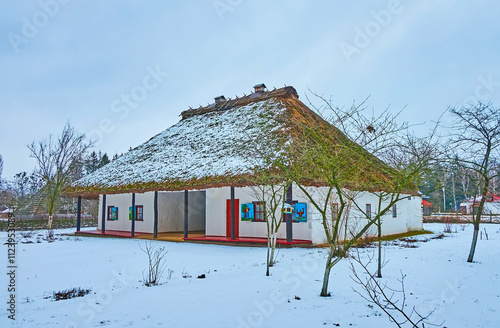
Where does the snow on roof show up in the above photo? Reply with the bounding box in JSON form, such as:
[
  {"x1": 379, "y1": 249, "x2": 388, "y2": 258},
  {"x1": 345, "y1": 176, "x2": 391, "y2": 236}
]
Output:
[
  {"x1": 67, "y1": 86, "x2": 409, "y2": 198},
  {"x1": 69, "y1": 96, "x2": 287, "y2": 197},
  {"x1": 463, "y1": 193, "x2": 500, "y2": 203}
]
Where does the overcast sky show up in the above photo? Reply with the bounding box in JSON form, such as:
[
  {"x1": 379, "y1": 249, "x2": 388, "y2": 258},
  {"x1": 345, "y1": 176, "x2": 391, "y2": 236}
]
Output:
[{"x1": 1, "y1": 0, "x2": 499, "y2": 179}]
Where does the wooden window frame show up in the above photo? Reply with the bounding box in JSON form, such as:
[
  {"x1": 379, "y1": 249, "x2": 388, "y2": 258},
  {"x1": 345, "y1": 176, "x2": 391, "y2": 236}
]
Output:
[
  {"x1": 135, "y1": 205, "x2": 144, "y2": 221},
  {"x1": 253, "y1": 201, "x2": 266, "y2": 222},
  {"x1": 366, "y1": 204, "x2": 371, "y2": 218},
  {"x1": 107, "y1": 206, "x2": 118, "y2": 221},
  {"x1": 392, "y1": 204, "x2": 397, "y2": 218}
]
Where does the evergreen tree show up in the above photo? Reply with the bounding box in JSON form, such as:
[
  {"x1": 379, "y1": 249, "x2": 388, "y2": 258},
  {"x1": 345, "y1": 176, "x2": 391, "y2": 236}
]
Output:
[
  {"x1": 99, "y1": 153, "x2": 110, "y2": 168},
  {"x1": 84, "y1": 151, "x2": 100, "y2": 174}
]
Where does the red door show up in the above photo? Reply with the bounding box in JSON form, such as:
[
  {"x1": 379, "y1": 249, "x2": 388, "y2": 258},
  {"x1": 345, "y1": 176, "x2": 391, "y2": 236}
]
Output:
[{"x1": 226, "y1": 199, "x2": 239, "y2": 238}]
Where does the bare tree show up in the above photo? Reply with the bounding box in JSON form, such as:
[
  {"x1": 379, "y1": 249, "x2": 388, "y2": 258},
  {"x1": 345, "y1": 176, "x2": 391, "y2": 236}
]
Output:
[
  {"x1": 349, "y1": 249, "x2": 441, "y2": 328},
  {"x1": 447, "y1": 102, "x2": 500, "y2": 262},
  {"x1": 249, "y1": 180, "x2": 290, "y2": 276},
  {"x1": 0, "y1": 156, "x2": 18, "y2": 207},
  {"x1": 0, "y1": 154, "x2": 3, "y2": 184},
  {"x1": 274, "y1": 95, "x2": 434, "y2": 296},
  {"x1": 28, "y1": 123, "x2": 92, "y2": 229},
  {"x1": 13, "y1": 171, "x2": 29, "y2": 200}
]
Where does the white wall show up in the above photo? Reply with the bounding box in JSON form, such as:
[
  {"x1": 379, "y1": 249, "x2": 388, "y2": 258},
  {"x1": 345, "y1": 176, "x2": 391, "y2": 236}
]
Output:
[
  {"x1": 293, "y1": 186, "x2": 423, "y2": 244},
  {"x1": 97, "y1": 191, "x2": 206, "y2": 233},
  {"x1": 205, "y1": 186, "x2": 311, "y2": 240},
  {"x1": 96, "y1": 185, "x2": 423, "y2": 243},
  {"x1": 97, "y1": 192, "x2": 154, "y2": 233}
]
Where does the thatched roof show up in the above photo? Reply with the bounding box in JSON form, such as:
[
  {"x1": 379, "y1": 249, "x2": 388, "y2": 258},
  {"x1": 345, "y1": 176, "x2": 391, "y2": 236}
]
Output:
[{"x1": 66, "y1": 86, "x2": 413, "y2": 199}]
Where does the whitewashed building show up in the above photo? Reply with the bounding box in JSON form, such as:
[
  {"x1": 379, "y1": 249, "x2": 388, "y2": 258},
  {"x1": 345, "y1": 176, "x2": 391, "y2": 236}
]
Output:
[
  {"x1": 460, "y1": 193, "x2": 500, "y2": 215},
  {"x1": 67, "y1": 85, "x2": 423, "y2": 245}
]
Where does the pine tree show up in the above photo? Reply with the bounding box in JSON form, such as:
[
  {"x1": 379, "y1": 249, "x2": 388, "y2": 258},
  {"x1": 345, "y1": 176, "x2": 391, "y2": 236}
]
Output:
[
  {"x1": 84, "y1": 151, "x2": 100, "y2": 174},
  {"x1": 99, "y1": 153, "x2": 110, "y2": 168}
]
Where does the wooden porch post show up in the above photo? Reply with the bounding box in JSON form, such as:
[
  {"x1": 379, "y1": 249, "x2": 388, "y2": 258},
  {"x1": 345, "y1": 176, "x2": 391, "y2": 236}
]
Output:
[
  {"x1": 184, "y1": 190, "x2": 188, "y2": 238},
  {"x1": 231, "y1": 186, "x2": 235, "y2": 240},
  {"x1": 131, "y1": 193, "x2": 136, "y2": 237},
  {"x1": 285, "y1": 184, "x2": 293, "y2": 243},
  {"x1": 154, "y1": 191, "x2": 158, "y2": 239},
  {"x1": 76, "y1": 195, "x2": 82, "y2": 232},
  {"x1": 101, "y1": 194, "x2": 106, "y2": 234}
]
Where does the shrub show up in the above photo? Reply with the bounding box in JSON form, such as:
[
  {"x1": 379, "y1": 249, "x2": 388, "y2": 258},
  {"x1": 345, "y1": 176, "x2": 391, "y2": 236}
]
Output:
[{"x1": 139, "y1": 241, "x2": 168, "y2": 287}]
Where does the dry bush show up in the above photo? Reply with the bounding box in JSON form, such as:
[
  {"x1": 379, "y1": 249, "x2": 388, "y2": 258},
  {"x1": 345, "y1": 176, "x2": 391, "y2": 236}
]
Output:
[{"x1": 139, "y1": 241, "x2": 168, "y2": 287}]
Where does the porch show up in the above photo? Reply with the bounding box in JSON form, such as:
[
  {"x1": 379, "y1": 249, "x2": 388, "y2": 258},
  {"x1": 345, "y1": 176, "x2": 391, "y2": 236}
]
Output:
[{"x1": 75, "y1": 229, "x2": 312, "y2": 247}]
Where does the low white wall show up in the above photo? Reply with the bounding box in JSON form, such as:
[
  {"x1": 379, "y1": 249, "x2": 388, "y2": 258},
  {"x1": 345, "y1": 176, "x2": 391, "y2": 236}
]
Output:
[
  {"x1": 97, "y1": 192, "x2": 154, "y2": 233},
  {"x1": 97, "y1": 191, "x2": 206, "y2": 233},
  {"x1": 205, "y1": 186, "x2": 311, "y2": 240},
  {"x1": 294, "y1": 187, "x2": 423, "y2": 244},
  {"x1": 95, "y1": 185, "x2": 423, "y2": 243}
]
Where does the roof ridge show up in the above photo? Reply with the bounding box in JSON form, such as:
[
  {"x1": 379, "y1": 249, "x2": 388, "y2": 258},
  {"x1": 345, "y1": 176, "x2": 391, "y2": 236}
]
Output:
[{"x1": 180, "y1": 86, "x2": 298, "y2": 120}]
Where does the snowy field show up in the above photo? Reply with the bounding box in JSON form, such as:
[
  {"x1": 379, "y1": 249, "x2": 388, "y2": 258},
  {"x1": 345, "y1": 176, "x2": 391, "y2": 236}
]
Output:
[{"x1": 1, "y1": 223, "x2": 499, "y2": 328}]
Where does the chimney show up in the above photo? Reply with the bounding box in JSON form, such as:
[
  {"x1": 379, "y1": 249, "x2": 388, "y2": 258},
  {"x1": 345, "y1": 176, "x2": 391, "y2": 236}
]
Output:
[
  {"x1": 214, "y1": 95, "x2": 226, "y2": 104},
  {"x1": 253, "y1": 83, "x2": 267, "y2": 93}
]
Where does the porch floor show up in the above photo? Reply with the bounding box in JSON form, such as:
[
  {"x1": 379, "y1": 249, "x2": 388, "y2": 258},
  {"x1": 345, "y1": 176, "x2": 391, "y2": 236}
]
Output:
[
  {"x1": 75, "y1": 229, "x2": 312, "y2": 247},
  {"x1": 183, "y1": 235, "x2": 313, "y2": 247},
  {"x1": 76, "y1": 229, "x2": 151, "y2": 238}
]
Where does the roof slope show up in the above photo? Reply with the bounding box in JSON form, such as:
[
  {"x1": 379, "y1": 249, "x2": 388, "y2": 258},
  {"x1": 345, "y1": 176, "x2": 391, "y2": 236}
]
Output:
[{"x1": 66, "y1": 86, "x2": 410, "y2": 199}]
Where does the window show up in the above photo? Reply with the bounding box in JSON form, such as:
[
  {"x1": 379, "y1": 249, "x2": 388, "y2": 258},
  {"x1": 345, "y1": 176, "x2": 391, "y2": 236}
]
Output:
[
  {"x1": 392, "y1": 204, "x2": 397, "y2": 218},
  {"x1": 136, "y1": 205, "x2": 143, "y2": 221},
  {"x1": 332, "y1": 203, "x2": 339, "y2": 218},
  {"x1": 253, "y1": 202, "x2": 265, "y2": 222},
  {"x1": 107, "y1": 206, "x2": 118, "y2": 221},
  {"x1": 366, "y1": 204, "x2": 371, "y2": 218},
  {"x1": 129, "y1": 205, "x2": 144, "y2": 221}
]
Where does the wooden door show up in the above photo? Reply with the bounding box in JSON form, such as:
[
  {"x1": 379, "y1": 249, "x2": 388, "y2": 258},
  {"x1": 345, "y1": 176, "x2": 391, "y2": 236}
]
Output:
[{"x1": 226, "y1": 199, "x2": 239, "y2": 238}]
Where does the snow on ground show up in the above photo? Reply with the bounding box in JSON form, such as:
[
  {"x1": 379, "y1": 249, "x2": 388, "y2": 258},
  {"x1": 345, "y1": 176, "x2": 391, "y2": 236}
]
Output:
[{"x1": 1, "y1": 223, "x2": 499, "y2": 327}]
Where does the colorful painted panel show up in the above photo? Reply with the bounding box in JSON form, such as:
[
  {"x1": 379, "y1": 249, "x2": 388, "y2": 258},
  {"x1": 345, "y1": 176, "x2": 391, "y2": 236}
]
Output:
[
  {"x1": 129, "y1": 206, "x2": 144, "y2": 221},
  {"x1": 293, "y1": 203, "x2": 307, "y2": 222},
  {"x1": 108, "y1": 206, "x2": 118, "y2": 221},
  {"x1": 241, "y1": 203, "x2": 254, "y2": 221}
]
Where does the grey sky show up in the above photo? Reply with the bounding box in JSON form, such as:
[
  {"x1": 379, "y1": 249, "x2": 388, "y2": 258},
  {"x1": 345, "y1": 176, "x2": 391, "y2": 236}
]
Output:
[{"x1": 1, "y1": 0, "x2": 499, "y2": 179}]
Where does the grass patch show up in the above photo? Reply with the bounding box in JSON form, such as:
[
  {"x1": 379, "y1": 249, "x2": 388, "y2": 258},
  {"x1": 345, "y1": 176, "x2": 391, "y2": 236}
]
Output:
[
  {"x1": 52, "y1": 287, "x2": 91, "y2": 301},
  {"x1": 314, "y1": 230, "x2": 434, "y2": 248},
  {"x1": 378, "y1": 230, "x2": 434, "y2": 242}
]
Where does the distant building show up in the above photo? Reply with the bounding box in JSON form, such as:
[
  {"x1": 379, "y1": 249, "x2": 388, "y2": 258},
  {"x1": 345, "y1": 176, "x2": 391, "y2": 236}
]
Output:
[
  {"x1": 460, "y1": 193, "x2": 500, "y2": 215},
  {"x1": 422, "y1": 199, "x2": 432, "y2": 216}
]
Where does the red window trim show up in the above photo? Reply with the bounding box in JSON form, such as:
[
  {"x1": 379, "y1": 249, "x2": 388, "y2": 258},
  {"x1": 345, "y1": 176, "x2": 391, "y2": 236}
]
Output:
[
  {"x1": 107, "y1": 206, "x2": 118, "y2": 221},
  {"x1": 253, "y1": 202, "x2": 266, "y2": 222},
  {"x1": 135, "y1": 205, "x2": 144, "y2": 221}
]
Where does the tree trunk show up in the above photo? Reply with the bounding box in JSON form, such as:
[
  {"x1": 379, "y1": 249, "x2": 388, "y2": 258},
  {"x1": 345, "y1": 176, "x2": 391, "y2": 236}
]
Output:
[
  {"x1": 266, "y1": 239, "x2": 270, "y2": 276},
  {"x1": 467, "y1": 181, "x2": 489, "y2": 262},
  {"x1": 320, "y1": 249, "x2": 335, "y2": 297},
  {"x1": 377, "y1": 220, "x2": 382, "y2": 278},
  {"x1": 47, "y1": 215, "x2": 53, "y2": 230},
  {"x1": 467, "y1": 227, "x2": 479, "y2": 263},
  {"x1": 269, "y1": 232, "x2": 277, "y2": 267}
]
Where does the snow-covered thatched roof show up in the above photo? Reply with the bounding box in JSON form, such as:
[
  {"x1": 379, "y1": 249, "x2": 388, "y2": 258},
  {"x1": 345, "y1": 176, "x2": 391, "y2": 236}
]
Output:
[{"x1": 66, "y1": 86, "x2": 407, "y2": 199}]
